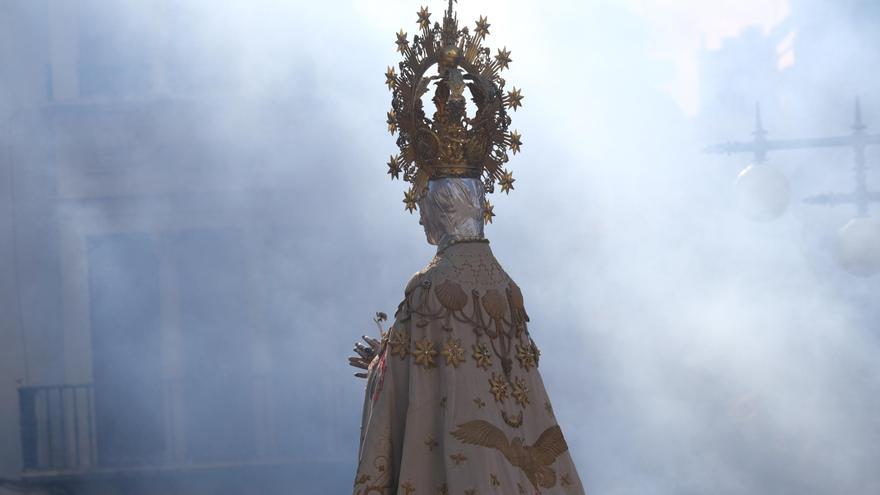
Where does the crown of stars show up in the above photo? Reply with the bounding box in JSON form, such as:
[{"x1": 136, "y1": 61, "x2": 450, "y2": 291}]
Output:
[{"x1": 383, "y1": 1, "x2": 526, "y2": 222}]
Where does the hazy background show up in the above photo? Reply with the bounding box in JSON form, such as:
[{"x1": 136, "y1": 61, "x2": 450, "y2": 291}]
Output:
[{"x1": 1, "y1": 0, "x2": 879, "y2": 493}]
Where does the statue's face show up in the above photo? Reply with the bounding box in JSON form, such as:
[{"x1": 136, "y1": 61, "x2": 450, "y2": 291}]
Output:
[
  {"x1": 418, "y1": 178, "x2": 485, "y2": 247},
  {"x1": 418, "y1": 195, "x2": 441, "y2": 245}
]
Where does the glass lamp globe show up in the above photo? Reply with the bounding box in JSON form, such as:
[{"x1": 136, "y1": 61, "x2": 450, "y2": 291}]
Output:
[
  {"x1": 734, "y1": 164, "x2": 791, "y2": 222},
  {"x1": 836, "y1": 217, "x2": 880, "y2": 277}
]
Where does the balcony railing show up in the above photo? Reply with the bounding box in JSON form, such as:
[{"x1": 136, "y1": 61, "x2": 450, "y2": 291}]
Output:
[{"x1": 18, "y1": 375, "x2": 341, "y2": 475}]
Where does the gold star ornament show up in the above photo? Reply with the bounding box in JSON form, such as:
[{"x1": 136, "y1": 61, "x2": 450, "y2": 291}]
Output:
[
  {"x1": 495, "y1": 47, "x2": 512, "y2": 70},
  {"x1": 417, "y1": 6, "x2": 431, "y2": 30},
  {"x1": 387, "y1": 111, "x2": 397, "y2": 135},
  {"x1": 499, "y1": 170, "x2": 515, "y2": 194},
  {"x1": 387, "y1": 155, "x2": 401, "y2": 180},
  {"x1": 385, "y1": 66, "x2": 397, "y2": 90},
  {"x1": 507, "y1": 87, "x2": 523, "y2": 111},
  {"x1": 509, "y1": 130, "x2": 522, "y2": 154},
  {"x1": 395, "y1": 29, "x2": 409, "y2": 54},
  {"x1": 475, "y1": 16, "x2": 491, "y2": 37},
  {"x1": 483, "y1": 200, "x2": 496, "y2": 224},
  {"x1": 403, "y1": 188, "x2": 419, "y2": 213}
]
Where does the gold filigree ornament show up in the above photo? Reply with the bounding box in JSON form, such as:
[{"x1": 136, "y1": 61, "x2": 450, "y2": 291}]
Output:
[{"x1": 385, "y1": 1, "x2": 524, "y2": 222}]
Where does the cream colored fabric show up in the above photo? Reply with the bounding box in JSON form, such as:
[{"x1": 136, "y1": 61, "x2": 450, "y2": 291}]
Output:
[{"x1": 354, "y1": 241, "x2": 586, "y2": 495}]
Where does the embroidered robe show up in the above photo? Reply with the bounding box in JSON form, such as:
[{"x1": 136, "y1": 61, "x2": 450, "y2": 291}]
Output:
[{"x1": 354, "y1": 241, "x2": 586, "y2": 495}]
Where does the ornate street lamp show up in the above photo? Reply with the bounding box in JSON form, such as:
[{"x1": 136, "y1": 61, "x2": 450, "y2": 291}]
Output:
[{"x1": 706, "y1": 99, "x2": 880, "y2": 276}]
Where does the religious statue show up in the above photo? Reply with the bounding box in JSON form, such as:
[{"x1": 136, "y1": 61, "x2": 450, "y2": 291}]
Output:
[{"x1": 350, "y1": 2, "x2": 586, "y2": 493}]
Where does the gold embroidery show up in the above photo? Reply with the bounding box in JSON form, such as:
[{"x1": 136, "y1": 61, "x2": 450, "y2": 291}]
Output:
[
  {"x1": 515, "y1": 343, "x2": 536, "y2": 372},
  {"x1": 474, "y1": 397, "x2": 486, "y2": 409},
  {"x1": 544, "y1": 401, "x2": 554, "y2": 417},
  {"x1": 501, "y1": 409, "x2": 523, "y2": 428},
  {"x1": 450, "y1": 452, "x2": 468, "y2": 466},
  {"x1": 401, "y1": 481, "x2": 416, "y2": 495},
  {"x1": 472, "y1": 343, "x2": 493, "y2": 369},
  {"x1": 561, "y1": 473, "x2": 572, "y2": 486},
  {"x1": 481, "y1": 289, "x2": 507, "y2": 320},
  {"x1": 355, "y1": 473, "x2": 371, "y2": 485},
  {"x1": 388, "y1": 329, "x2": 410, "y2": 358},
  {"x1": 413, "y1": 337, "x2": 438, "y2": 368},
  {"x1": 442, "y1": 337, "x2": 466, "y2": 367},
  {"x1": 437, "y1": 483, "x2": 449, "y2": 495},
  {"x1": 450, "y1": 420, "x2": 570, "y2": 490},
  {"x1": 488, "y1": 373, "x2": 508, "y2": 403},
  {"x1": 512, "y1": 376, "x2": 530, "y2": 407},
  {"x1": 465, "y1": 489, "x2": 478, "y2": 495},
  {"x1": 490, "y1": 473, "x2": 501, "y2": 486},
  {"x1": 517, "y1": 483, "x2": 526, "y2": 494},
  {"x1": 425, "y1": 435, "x2": 438, "y2": 451},
  {"x1": 507, "y1": 282, "x2": 529, "y2": 323},
  {"x1": 436, "y1": 280, "x2": 468, "y2": 310}
]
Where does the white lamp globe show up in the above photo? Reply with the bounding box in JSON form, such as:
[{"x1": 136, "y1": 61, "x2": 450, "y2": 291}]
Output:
[
  {"x1": 735, "y1": 164, "x2": 791, "y2": 222},
  {"x1": 836, "y1": 217, "x2": 880, "y2": 276}
]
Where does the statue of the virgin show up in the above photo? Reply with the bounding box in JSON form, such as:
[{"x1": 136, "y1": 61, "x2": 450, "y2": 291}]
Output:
[{"x1": 350, "y1": 3, "x2": 586, "y2": 493}]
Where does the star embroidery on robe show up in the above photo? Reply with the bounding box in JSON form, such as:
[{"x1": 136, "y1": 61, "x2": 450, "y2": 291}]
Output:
[
  {"x1": 488, "y1": 373, "x2": 508, "y2": 403},
  {"x1": 450, "y1": 452, "x2": 468, "y2": 466},
  {"x1": 473, "y1": 397, "x2": 486, "y2": 409},
  {"x1": 388, "y1": 329, "x2": 410, "y2": 359},
  {"x1": 490, "y1": 473, "x2": 501, "y2": 486},
  {"x1": 512, "y1": 376, "x2": 530, "y2": 407},
  {"x1": 472, "y1": 343, "x2": 493, "y2": 370},
  {"x1": 437, "y1": 483, "x2": 449, "y2": 495},
  {"x1": 515, "y1": 343, "x2": 536, "y2": 371},
  {"x1": 413, "y1": 337, "x2": 438, "y2": 368},
  {"x1": 544, "y1": 401, "x2": 554, "y2": 417},
  {"x1": 561, "y1": 473, "x2": 572, "y2": 486},
  {"x1": 400, "y1": 480, "x2": 416, "y2": 495},
  {"x1": 424, "y1": 435, "x2": 438, "y2": 451},
  {"x1": 442, "y1": 337, "x2": 466, "y2": 367}
]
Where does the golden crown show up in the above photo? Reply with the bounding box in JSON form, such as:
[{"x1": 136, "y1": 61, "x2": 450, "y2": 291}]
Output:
[{"x1": 385, "y1": 0, "x2": 524, "y2": 224}]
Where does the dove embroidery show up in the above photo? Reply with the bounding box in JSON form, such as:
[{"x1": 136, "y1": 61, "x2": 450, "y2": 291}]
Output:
[{"x1": 450, "y1": 420, "x2": 569, "y2": 489}]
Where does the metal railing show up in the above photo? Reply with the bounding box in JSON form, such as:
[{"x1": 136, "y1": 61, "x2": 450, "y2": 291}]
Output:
[{"x1": 17, "y1": 375, "x2": 337, "y2": 474}]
